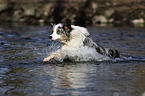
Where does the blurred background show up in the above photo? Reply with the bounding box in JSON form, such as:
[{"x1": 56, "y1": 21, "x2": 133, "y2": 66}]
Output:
[{"x1": 0, "y1": 0, "x2": 145, "y2": 26}]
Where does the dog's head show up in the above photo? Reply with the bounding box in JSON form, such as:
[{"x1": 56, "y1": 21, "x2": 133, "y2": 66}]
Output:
[{"x1": 49, "y1": 23, "x2": 72, "y2": 43}]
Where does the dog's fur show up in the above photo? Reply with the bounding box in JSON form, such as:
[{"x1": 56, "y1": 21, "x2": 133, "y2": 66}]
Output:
[{"x1": 43, "y1": 23, "x2": 120, "y2": 62}]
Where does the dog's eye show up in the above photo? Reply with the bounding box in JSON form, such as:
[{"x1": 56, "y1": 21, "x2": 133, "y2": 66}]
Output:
[
  {"x1": 56, "y1": 29, "x2": 60, "y2": 34},
  {"x1": 57, "y1": 30, "x2": 60, "y2": 34},
  {"x1": 57, "y1": 28, "x2": 64, "y2": 34}
]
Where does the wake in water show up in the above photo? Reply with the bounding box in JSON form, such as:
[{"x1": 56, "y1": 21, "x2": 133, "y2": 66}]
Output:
[
  {"x1": 113, "y1": 54, "x2": 145, "y2": 62},
  {"x1": 43, "y1": 43, "x2": 145, "y2": 63}
]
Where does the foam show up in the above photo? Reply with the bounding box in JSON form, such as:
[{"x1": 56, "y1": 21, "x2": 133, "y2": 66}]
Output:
[
  {"x1": 68, "y1": 46, "x2": 111, "y2": 61},
  {"x1": 50, "y1": 45, "x2": 111, "y2": 62}
]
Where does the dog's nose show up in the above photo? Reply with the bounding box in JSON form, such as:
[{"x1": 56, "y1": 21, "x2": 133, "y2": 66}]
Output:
[{"x1": 49, "y1": 36, "x2": 52, "y2": 39}]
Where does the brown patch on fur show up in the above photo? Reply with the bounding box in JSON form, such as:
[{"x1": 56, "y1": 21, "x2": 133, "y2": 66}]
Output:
[{"x1": 61, "y1": 34, "x2": 68, "y2": 41}]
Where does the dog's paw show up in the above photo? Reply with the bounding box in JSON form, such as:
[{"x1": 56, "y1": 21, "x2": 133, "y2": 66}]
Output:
[{"x1": 43, "y1": 58, "x2": 51, "y2": 62}]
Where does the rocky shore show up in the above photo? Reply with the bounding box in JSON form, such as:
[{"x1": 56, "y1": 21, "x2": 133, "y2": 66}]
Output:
[{"x1": 0, "y1": 0, "x2": 145, "y2": 26}]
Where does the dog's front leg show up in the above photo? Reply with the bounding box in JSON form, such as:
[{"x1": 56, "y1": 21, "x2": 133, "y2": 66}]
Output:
[
  {"x1": 43, "y1": 54, "x2": 56, "y2": 62},
  {"x1": 43, "y1": 51, "x2": 62, "y2": 62}
]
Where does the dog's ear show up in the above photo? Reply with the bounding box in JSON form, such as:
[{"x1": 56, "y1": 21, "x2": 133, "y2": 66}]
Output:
[
  {"x1": 62, "y1": 24, "x2": 72, "y2": 41},
  {"x1": 62, "y1": 24, "x2": 72, "y2": 32},
  {"x1": 50, "y1": 23, "x2": 55, "y2": 27}
]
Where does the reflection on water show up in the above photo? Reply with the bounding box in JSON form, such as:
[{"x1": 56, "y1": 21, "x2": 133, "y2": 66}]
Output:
[
  {"x1": 0, "y1": 23, "x2": 145, "y2": 96},
  {"x1": 0, "y1": 62, "x2": 145, "y2": 96}
]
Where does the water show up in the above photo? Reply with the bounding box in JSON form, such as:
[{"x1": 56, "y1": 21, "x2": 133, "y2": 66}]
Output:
[{"x1": 0, "y1": 23, "x2": 145, "y2": 96}]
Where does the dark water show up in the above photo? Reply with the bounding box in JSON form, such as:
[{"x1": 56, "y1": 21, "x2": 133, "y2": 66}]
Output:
[{"x1": 0, "y1": 23, "x2": 145, "y2": 96}]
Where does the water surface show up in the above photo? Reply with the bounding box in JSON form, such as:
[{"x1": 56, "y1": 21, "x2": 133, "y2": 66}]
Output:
[{"x1": 0, "y1": 23, "x2": 145, "y2": 96}]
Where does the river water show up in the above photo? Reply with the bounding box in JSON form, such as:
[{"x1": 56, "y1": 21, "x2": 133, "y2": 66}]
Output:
[{"x1": 0, "y1": 23, "x2": 145, "y2": 96}]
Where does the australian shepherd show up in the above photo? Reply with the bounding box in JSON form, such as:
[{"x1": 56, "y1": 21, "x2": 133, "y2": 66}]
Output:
[{"x1": 43, "y1": 23, "x2": 120, "y2": 62}]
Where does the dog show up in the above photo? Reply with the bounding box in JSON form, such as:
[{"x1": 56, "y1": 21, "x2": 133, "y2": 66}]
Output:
[{"x1": 43, "y1": 23, "x2": 120, "y2": 62}]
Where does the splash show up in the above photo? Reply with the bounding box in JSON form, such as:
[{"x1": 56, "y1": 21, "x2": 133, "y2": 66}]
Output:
[
  {"x1": 66, "y1": 46, "x2": 111, "y2": 61},
  {"x1": 48, "y1": 45, "x2": 111, "y2": 62},
  {"x1": 40, "y1": 43, "x2": 145, "y2": 63},
  {"x1": 44, "y1": 42, "x2": 145, "y2": 62}
]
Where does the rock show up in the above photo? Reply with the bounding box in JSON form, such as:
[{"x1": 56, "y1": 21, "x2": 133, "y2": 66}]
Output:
[
  {"x1": 12, "y1": 8, "x2": 24, "y2": 21},
  {"x1": 0, "y1": 0, "x2": 144, "y2": 26},
  {"x1": 131, "y1": 18, "x2": 144, "y2": 24},
  {"x1": 22, "y1": 4, "x2": 36, "y2": 16},
  {"x1": 92, "y1": 2, "x2": 98, "y2": 14},
  {"x1": 93, "y1": 15, "x2": 108, "y2": 24},
  {"x1": 42, "y1": 4, "x2": 53, "y2": 16},
  {"x1": 108, "y1": 18, "x2": 114, "y2": 23},
  {"x1": 104, "y1": 9, "x2": 114, "y2": 18},
  {"x1": 0, "y1": 3, "x2": 6, "y2": 11}
]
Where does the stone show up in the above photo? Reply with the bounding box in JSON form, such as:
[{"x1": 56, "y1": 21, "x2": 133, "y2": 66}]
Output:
[
  {"x1": 131, "y1": 18, "x2": 144, "y2": 24},
  {"x1": 93, "y1": 15, "x2": 108, "y2": 24},
  {"x1": 104, "y1": 9, "x2": 114, "y2": 18}
]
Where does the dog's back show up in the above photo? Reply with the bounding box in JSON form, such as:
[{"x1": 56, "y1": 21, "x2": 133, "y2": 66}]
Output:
[{"x1": 71, "y1": 25, "x2": 90, "y2": 36}]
